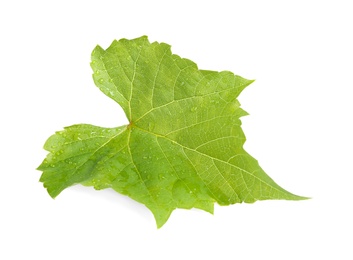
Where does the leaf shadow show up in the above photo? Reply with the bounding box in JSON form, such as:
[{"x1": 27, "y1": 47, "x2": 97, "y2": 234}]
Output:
[{"x1": 66, "y1": 184, "x2": 154, "y2": 225}]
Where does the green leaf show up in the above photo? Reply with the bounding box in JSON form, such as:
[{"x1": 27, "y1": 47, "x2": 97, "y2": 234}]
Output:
[{"x1": 38, "y1": 36, "x2": 306, "y2": 228}]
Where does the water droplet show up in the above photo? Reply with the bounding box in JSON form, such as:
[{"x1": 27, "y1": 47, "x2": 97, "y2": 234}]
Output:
[
  {"x1": 180, "y1": 82, "x2": 185, "y2": 86},
  {"x1": 159, "y1": 174, "x2": 165, "y2": 180},
  {"x1": 56, "y1": 150, "x2": 63, "y2": 156},
  {"x1": 143, "y1": 156, "x2": 147, "y2": 159},
  {"x1": 80, "y1": 148, "x2": 85, "y2": 152},
  {"x1": 190, "y1": 106, "x2": 197, "y2": 112},
  {"x1": 109, "y1": 91, "x2": 115, "y2": 96},
  {"x1": 109, "y1": 78, "x2": 114, "y2": 83},
  {"x1": 148, "y1": 122, "x2": 155, "y2": 131},
  {"x1": 50, "y1": 164, "x2": 55, "y2": 168},
  {"x1": 91, "y1": 60, "x2": 96, "y2": 65},
  {"x1": 189, "y1": 190, "x2": 193, "y2": 194},
  {"x1": 95, "y1": 70, "x2": 100, "y2": 75},
  {"x1": 98, "y1": 78, "x2": 104, "y2": 84}
]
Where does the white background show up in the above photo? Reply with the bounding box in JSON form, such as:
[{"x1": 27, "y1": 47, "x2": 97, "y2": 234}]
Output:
[{"x1": 1, "y1": 0, "x2": 352, "y2": 259}]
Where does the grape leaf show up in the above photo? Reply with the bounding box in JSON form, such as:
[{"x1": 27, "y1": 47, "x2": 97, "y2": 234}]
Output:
[{"x1": 37, "y1": 36, "x2": 306, "y2": 228}]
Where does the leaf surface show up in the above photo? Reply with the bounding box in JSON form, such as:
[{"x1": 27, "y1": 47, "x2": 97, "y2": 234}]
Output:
[{"x1": 38, "y1": 36, "x2": 305, "y2": 227}]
